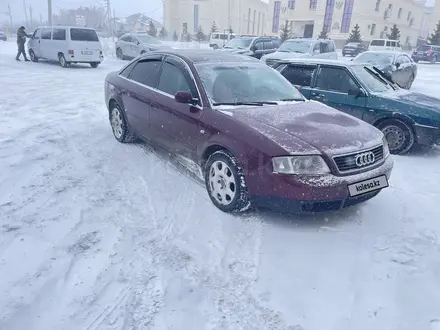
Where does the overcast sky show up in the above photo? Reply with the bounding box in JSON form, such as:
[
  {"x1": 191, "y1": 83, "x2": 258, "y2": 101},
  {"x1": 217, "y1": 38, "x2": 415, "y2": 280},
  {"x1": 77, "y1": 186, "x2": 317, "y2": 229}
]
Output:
[{"x1": 2, "y1": 0, "x2": 435, "y2": 25}]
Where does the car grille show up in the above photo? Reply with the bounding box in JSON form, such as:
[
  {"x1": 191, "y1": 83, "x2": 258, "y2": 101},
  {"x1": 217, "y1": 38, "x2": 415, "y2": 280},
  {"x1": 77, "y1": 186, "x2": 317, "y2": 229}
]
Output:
[{"x1": 333, "y1": 145, "x2": 384, "y2": 173}]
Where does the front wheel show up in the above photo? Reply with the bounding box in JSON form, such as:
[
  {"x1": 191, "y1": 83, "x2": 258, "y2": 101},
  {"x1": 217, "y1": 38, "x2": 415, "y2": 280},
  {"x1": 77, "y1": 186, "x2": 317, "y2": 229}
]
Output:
[
  {"x1": 377, "y1": 119, "x2": 415, "y2": 155},
  {"x1": 431, "y1": 56, "x2": 437, "y2": 64},
  {"x1": 29, "y1": 50, "x2": 38, "y2": 62},
  {"x1": 90, "y1": 62, "x2": 99, "y2": 68},
  {"x1": 116, "y1": 48, "x2": 125, "y2": 60},
  {"x1": 204, "y1": 150, "x2": 250, "y2": 213}
]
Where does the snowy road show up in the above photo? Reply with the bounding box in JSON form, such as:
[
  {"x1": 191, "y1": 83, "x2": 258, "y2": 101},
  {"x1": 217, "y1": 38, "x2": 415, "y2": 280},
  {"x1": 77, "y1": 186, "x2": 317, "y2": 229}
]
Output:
[{"x1": 0, "y1": 40, "x2": 439, "y2": 330}]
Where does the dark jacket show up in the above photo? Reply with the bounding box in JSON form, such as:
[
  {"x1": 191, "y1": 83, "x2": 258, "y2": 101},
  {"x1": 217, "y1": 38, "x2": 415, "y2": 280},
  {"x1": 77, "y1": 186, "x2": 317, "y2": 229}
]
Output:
[{"x1": 16, "y1": 28, "x2": 29, "y2": 44}]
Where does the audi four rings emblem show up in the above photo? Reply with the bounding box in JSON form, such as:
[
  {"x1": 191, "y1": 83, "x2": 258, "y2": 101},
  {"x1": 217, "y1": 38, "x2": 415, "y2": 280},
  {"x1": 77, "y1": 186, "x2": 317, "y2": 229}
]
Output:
[{"x1": 355, "y1": 152, "x2": 375, "y2": 167}]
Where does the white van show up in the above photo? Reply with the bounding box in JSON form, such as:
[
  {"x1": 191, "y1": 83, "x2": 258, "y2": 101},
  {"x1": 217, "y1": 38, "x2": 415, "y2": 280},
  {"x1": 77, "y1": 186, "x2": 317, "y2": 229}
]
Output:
[
  {"x1": 27, "y1": 26, "x2": 104, "y2": 68},
  {"x1": 209, "y1": 33, "x2": 236, "y2": 49},
  {"x1": 368, "y1": 39, "x2": 402, "y2": 52}
]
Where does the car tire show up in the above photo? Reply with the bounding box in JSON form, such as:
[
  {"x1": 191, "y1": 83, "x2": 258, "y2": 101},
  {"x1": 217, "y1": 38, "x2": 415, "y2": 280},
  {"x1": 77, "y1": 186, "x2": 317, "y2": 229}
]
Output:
[
  {"x1": 204, "y1": 150, "x2": 250, "y2": 213},
  {"x1": 430, "y1": 56, "x2": 437, "y2": 64},
  {"x1": 58, "y1": 54, "x2": 69, "y2": 68},
  {"x1": 29, "y1": 49, "x2": 38, "y2": 62},
  {"x1": 116, "y1": 48, "x2": 125, "y2": 60},
  {"x1": 377, "y1": 119, "x2": 415, "y2": 155},
  {"x1": 109, "y1": 102, "x2": 137, "y2": 143},
  {"x1": 413, "y1": 59, "x2": 419, "y2": 63},
  {"x1": 90, "y1": 62, "x2": 99, "y2": 68},
  {"x1": 212, "y1": 45, "x2": 219, "y2": 50}
]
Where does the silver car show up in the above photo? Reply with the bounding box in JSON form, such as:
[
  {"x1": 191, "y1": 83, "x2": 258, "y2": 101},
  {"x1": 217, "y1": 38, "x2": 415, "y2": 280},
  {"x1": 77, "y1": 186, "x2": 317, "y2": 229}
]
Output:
[
  {"x1": 115, "y1": 33, "x2": 171, "y2": 60},
  {"x1": 261, "y1": 39, "x2": 338, "y2": 67}
]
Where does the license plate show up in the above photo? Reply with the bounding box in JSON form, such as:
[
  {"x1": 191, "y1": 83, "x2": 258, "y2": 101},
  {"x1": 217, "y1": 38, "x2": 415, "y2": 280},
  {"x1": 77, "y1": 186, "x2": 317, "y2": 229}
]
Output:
[
  {"x1": 348, "y1": 175, "x2": 389, "y2": 197},
  {"x1": 82, "y1": 51, "x2": 93, "y2": 55}
]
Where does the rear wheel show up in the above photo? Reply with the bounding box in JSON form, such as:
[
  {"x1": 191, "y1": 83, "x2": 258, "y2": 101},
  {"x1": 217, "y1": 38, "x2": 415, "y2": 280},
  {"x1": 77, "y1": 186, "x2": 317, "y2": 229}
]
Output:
[
  {"x1": 430, "y1": 56, "x2": 437, "y2": 64},
  {"x1": 212, "y1": 44, "x2": 219, "y2": 50},
  {"x1": 204, "y1": 150, "x2": 250, "y2": 213},
  {"x1": 90, "y1": 62, "x2": 99, "y2": 68},
  {"x1": 377, "y1": 119, "x2": 415, "y2": 155},
  {"x1": 58, "y1": 54, "x2": 69, "y2": 68},
  {"x1": 29, "y1": 49, "x2": 38, "y2": 62},
  {"x1": 109, "y1": 102, "x2": 137, "y2": 143}
]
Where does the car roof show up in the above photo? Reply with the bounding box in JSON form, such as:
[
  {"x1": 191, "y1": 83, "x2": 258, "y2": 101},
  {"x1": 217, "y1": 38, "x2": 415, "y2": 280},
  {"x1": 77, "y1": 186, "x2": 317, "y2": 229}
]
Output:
[
  {"x1": 275, "y1": 58, "x2": 358, "y2": 67},
  {"x1": 35, "y1": 26, "x2": 96, "y2": 30},
  {"x1": 144, "y1": 49, "x2": 261, "y2": 64},
  {"x1": 360, "y1": 50, "x2": 407, "y2": 56}
]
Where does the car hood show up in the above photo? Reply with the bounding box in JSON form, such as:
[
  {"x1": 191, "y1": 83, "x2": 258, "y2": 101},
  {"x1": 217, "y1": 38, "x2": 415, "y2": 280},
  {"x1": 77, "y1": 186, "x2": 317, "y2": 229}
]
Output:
[
  {"x1": 143, "y1": 43, "x2": 172, "y2": 50},
  {"x1": 220, "y1": 48, "x2": 250, "y2": 54},
  {"x1": 374, "y1": 90, "x2": 440, "y2": 116},
  {"x1": 223, "y1": 101, "x2": 383, "y2": 156},
  {"x1": 263, "y1": 51, "x2": 310, "y2": 61}
]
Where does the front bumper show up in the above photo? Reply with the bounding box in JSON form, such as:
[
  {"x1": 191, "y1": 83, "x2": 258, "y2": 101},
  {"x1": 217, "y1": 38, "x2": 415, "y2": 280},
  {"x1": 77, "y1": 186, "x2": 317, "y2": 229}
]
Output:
[
  {"x1": 250, "y1": 156, "x2": 393, "y2": 213},
  {"x1": 414, "y1": 124, "x2": 440, "y2": 146}
]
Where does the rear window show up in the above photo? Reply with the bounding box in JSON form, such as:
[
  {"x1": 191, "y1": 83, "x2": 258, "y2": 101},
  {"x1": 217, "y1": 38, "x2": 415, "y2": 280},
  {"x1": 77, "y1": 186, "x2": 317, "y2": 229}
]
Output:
[
  {"x1": 370, "y1": 40, "x2": 385, "y2": 46},
  {"x1": 417, "y1": 45, "x2": 431, "y2": 51},
  {"x1": 70, "y1": 28, "x2": 99, "y2": 42}
]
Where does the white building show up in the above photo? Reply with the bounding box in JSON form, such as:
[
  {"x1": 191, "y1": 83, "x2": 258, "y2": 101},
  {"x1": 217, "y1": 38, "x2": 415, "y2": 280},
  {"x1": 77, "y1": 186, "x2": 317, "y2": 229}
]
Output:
[
  {"x1": 267, "y1": 0, "x2": 428, "y2": 48},
  {"x1": 163, "y1": 0, "x2": 269, "y2": 38}
]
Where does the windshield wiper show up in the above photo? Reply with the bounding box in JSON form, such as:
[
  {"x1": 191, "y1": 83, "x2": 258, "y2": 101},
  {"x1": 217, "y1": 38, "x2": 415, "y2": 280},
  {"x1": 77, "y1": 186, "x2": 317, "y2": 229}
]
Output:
[
  {"x1": 223, "y1": 46, "x2": 232, "y2": 49},
  {"x1": 280, "y1": 98, "x2": 304, "y2": 102},
  {"x1": 372, "y1": 66, "x2": 399, "y2": 89},
  {"x1": 364, "y1": 66, "x2": 396, "y2": 90},
  {"x1": 212, "y1": 101, "x2": 278, "y2": 106}
]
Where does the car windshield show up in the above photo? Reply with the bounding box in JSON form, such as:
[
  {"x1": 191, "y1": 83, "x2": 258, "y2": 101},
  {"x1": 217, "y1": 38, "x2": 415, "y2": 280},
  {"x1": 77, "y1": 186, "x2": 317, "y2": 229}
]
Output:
[
  {"x1": 354, "y1": 52, "x2": 394, "y2": 65},
  {"x1": 136, "y1": 34, "x2": 162, "y2": 44},
  {"x1": 223, "y1": 38, "x2": 253, "y2": 49},
  {"x1": 351, "y1": 65, "x2": 393, "y2": 93},
  {"x1": 195, "y1": 62, "x2": 304, "y2": 105},
  {"x1": 277, "y1": 40, "x2": 312, "y2": 53},
  {"x1": 417, "y1": 45, "x2": 431, "y2": 51}
]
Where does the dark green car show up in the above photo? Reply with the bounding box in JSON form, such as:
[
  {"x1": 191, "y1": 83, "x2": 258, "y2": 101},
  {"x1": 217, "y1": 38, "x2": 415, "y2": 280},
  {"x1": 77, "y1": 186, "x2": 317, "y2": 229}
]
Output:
[{"x1": 272, "y1": 59, "x2": 440, "y2": 154}]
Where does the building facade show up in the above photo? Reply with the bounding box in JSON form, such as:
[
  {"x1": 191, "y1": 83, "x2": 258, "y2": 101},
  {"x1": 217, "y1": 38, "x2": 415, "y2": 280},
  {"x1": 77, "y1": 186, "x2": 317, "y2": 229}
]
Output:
[
  {"x1": 163, "y1": 0, "x2": 269, "y2": 38},
  {"x1": 268, "y1": 0, "x2": 428, "y2": 48}
]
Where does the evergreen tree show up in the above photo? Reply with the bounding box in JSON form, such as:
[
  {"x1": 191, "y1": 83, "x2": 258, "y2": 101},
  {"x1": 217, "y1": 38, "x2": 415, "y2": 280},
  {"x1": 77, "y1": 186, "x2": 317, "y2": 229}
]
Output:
[
  {"x1": 148, "y1": 21, "x2": 157, "y2": 37},
  {"x1": 318, "y1": 27, "x2": 328, "y2": 39},
  {"x1": 185, "y1": 33, "x2": 192, "y2": 42},
  {"x1": 210, "y1": 21, "x2": 218, "y2": 34},
  {"x1": 428, "y1": 20, "x2": 440, "y2": 46},
  {"x1": 280, "y1": 20, "x2": 291, "y2": 42},
  {"x1": 387, "y1": 24, "x2": 400, "y2": 40},
  {"x1": 172, "y1": 30, "x2": 178, "y2": 41},
  {"x1": 159, "y1": 27, "x2": 167, "y2": 40},
  {"x1": 228, "y1": 27, "x2": 233, "y2": 34},
  {"x1": 196, "y1": 25, "x2": 206, "y2": 42},
  {"x1": 346, "y1": 24, "x2": 362, "y2": 43}
]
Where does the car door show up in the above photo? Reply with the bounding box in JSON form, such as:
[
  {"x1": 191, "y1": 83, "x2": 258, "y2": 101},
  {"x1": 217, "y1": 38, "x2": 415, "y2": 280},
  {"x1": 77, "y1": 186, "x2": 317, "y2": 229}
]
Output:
[
  {"x1": 29, "y1": 28, "x2": 42, "y2": 57},
  {"x1": 120, "y1": 35, "x2": 134, "y2": 57},
  {"x1": 277, "y1": 64, "x2": 317, "y2": 98},
  {"x1": 122, "y1": 55, "x2": 163, "y2": 137},
  {"x1": 309, "y1": 65, "x2": 367, "y2": 119},
  {"x1": 263, "y1": 40, "x2": 275, "y2": 55},
  {"x1": 39, "y1": 27, "x2": 52, "y2": 59},
  {"x1": 393, "y1": 55, "x2": 410, "y2": 86},
  {"x1": 51, "y1": 28, "x2": 67, "y2": 61},
  {"x1": 131, "y1": 36, "x2": 141, "y2": 57},
  {"x1": 151, "y1": 56, "x2": 202, "y2": 157}
]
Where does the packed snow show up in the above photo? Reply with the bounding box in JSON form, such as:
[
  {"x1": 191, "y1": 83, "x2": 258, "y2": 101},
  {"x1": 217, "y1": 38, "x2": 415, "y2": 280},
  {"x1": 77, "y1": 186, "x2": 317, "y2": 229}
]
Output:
[{"x1": 1, "y1": 39, "x2": 440, "y2": 330}]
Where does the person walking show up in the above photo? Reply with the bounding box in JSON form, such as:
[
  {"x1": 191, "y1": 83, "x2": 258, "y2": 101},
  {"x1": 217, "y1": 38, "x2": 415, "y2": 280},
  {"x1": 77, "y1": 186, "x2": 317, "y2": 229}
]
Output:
[{"x1": 16, "y1": 26, "x2": 30, "y2": 61}]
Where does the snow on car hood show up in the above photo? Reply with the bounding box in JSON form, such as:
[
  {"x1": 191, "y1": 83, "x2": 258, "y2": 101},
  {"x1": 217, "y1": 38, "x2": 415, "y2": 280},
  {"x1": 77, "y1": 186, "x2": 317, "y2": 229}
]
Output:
[
  {"x1": 228, "y1": 100, "x2": 383, "y2": 156},
  {"x1": 392, "y1": 91, "x2": 440, "y2": 114},
  {"x1": 264, "y1": 51, "x2": 310, "y2": 61}
]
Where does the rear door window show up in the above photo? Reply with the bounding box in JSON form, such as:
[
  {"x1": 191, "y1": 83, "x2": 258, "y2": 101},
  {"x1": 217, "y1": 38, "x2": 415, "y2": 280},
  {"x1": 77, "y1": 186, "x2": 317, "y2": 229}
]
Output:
[
  {"x1": 41, "y1": 28, "x2": 52, "y2": 40},
  {"x1": 371, "y1": 40, "x2": 385, "y2": 46},
  {"x1": 121, "y1": 35, "x2": 132, "y2": 42},
  {"x1": 52, "y1": 28, "x2": 66, "y2": 40},
  {"x1": 70, "y1": 28, "x2": 99, "y2": 41},
  {"x1": 313, "y1": 43, "x2": 321, "y2": 53},
  {"x1": 263, "y1": 40, "x2": 274, "y2": 50},
  {"x1": 128, "y1": 59, "x2": 162, "y2": 87},
  {"x1": 281, "y1": 65, "x2": 316, "y2": 87}
]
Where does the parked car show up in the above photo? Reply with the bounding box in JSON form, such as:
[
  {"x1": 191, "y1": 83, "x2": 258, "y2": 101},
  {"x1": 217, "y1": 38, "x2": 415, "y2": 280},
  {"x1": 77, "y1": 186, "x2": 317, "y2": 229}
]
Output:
[
  {"x1": 209, "y1": 32, "x2": 236, "y2": 49},
  {"x1": 220, "y1": 36, "x2": 281, "y2": 59},
  {"x1": 342, "y1": 42, "x2": 366, "y2": 57},
  {"x1": 27, "y1": 26, "x2": 103, "y2": 68},
  {"x1": 352, "y1": 51, "x2": 417, "y2": 89},
  {"x1": 115, "y1": 32, "x2": 171, "y2": 60},
  {"x1": 411, "y1": 44, "x2": 440, "y2": 63},
  {"x1": 272, "y1": 59, "x2": 440, "y2": 154},
  {"x1": 0, "y1": 29, "x2": 7, "y2": 41},
  {"x1": 261, "y1": 39, "x2": 338, "y2": 67},
  {"x1": 368, "y1": 39, "x2": 402, "y2": 52},
  {"x1": 105, "y1": 50, "x2": 393, "y2": 213}
]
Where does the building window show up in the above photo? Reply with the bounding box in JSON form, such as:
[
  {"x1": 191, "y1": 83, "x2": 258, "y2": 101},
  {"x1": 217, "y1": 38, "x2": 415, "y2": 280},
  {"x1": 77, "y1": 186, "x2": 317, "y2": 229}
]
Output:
[
  {"x1": 398, "y1": 8, "x2": 402, "y2": 19},
  {"x1": 309, "y1": 0, "x2": 317, "y2": 10},
  {"x1": 248, "y1": 8, "x2": 251, "y2": 33},
  {"x1": 193, "y1": 5, "x2": 199, "y2": 33},
  {"x1": 253, "y1": 10, "x2": 256, "y2": 34},
  {"x1": 272, "y1": 1, "x2": 281, "y2": 33},
  {"x1": 375, "y1": 0, "x2": 380, "y2": 11},
  {"x1": 258, "y1": 12, "x2": 261, "y2": 34},
  {"x1": 288, "y1": 0, "x2": 295, "y2": 10},
  {"x1": 407, "y1": 11, "x2": 411, "y2": 21},
  {"x1": 371, "y1": 23, "x2": 376, "y2": 35},
  {"x1": 262, "y1": 13, "x2": 265, "y2": 34},
  {"x1": 323, "y1": 0, "x2": 335, "y2": 33},
  {"x1": 340, "y1": 0, "x2": 354, "y2": 33}
]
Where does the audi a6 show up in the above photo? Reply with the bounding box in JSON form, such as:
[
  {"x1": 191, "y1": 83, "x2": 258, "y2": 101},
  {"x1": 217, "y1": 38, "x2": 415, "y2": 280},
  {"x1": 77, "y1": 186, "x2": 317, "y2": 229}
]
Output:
[{"x1": 104, "y1": 50, "x2": 393, "y2": 213}]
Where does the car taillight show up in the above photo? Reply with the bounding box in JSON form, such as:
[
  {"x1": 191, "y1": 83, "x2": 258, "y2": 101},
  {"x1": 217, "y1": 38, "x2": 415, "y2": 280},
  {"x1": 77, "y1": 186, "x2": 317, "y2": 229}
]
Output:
[
  {"x1": 68, "y1": 49, "x2": 74, "y2": 55},
  {"x1": 426, "y1": 50, "x2": 432, "y2": 54}
]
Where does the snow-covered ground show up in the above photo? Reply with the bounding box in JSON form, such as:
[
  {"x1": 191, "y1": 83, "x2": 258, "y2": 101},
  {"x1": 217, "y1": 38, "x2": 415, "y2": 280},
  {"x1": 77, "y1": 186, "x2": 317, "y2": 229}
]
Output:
[{"x1": 0, "y1": 40, "x2": 440, "y2": 330}]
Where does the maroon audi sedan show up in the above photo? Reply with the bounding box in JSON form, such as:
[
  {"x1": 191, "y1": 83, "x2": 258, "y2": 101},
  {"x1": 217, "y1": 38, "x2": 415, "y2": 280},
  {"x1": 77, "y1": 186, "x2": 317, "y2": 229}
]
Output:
[{"x1": 105, "y1": 50, "x2": 393, "y2": 213}]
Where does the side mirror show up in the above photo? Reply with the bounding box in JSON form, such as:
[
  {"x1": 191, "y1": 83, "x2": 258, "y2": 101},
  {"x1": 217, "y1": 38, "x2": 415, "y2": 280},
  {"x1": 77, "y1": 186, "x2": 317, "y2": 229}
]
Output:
[
  {"x1": 313, "y1": 49, "x2": 320, "y2": 55},
  {"x1": 395, "y1": 62, "x2": 400, "y2": 68},
  {"x1": 350, "y1": 58, "x2": 354, "y2": 61},
  {"x1": 174, "y1": 91, "x2": 196, "y2": 104}
]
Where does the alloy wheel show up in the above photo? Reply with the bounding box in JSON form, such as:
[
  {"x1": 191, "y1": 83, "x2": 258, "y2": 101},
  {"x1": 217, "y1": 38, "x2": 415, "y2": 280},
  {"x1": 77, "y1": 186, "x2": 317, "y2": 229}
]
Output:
[
  {"x1": 111, "y1": 107, "x2": 124, "y2": 139},
  {"x1": 208, "y1": 160, "x2": 237, "y2": 205}
]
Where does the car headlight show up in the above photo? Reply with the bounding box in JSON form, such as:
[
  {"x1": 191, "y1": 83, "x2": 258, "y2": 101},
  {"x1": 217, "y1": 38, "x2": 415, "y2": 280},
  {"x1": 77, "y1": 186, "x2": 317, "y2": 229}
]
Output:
[
  {"x1": 272, "y1": 156, "x2": 331, "y2": 175},
  {"x1": 383, "y1": 137, "x2": 390, "y2": 158}
]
